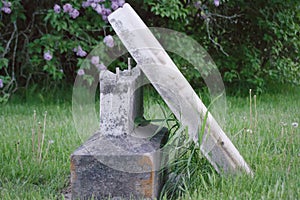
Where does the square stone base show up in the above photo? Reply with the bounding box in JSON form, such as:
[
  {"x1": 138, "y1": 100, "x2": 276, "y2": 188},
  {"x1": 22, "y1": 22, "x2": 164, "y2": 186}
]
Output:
[{"x1": 71, "y1": 124, "x2": 168, "y2": 200}]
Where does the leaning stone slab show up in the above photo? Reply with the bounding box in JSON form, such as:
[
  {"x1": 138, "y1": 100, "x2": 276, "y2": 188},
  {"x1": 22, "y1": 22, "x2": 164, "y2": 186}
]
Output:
[{"x1": 108, "y1": 3, "x2": 253, "y2": 176}]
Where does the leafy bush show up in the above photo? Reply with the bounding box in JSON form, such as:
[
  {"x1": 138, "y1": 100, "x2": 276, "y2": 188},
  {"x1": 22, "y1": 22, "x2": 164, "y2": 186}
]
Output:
[{"x1": 0, "y1": 0, "x2": 299, "y2": 102}]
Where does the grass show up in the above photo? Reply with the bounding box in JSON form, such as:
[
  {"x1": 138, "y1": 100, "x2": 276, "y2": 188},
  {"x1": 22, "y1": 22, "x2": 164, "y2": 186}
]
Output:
[{"x1": 0, "y1": 85, "x2": 299, "y2": 199}]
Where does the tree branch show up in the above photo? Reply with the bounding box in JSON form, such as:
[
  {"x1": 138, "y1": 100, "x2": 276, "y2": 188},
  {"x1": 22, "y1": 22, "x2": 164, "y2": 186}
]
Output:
[{"x1": 205, "y1": 19, "x2": 229, "y2": 57}]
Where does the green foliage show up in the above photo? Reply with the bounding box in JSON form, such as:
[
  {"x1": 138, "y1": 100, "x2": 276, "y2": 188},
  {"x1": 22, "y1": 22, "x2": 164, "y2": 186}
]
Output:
[
  {"x1": 2, "y1": 85, "x2": 299, "y2": 199},
  {"x1": 0, "y1": 0, "x2": 117, "y2": 102},
  {"x1": 146, "y1": 0, "x2": 188, "y2": 20},
  {"x1": 212, "y1": 0, "x2": 300, "y2": 94},
  {"x1": 0, "y1": 0, "x2": 299, "y2": 101}
]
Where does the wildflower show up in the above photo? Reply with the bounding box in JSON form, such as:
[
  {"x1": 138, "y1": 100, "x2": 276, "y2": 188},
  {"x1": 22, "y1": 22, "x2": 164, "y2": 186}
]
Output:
[
  {"x1": 63, "y1": 3, "x2": 73, "y2": 13},
  {"x1": 43, "y1": 51, "x2": 52, "y2": 61},
  {"x1": 53, "y1": 4, "x2": 61, "y2": 13},
  {"x1": 70, "y1": 9, "x2": 80, "y2": 19},
  {"x1": 292, "y1": 122, "x2": 298, "y2": 128},
  {"x1": 48, "y1": 140, "x2": 54, "y2": 144},
  {"x1": 59, "y1": 69, "x2": 63, "y2": 73},
  {"x1": 0, "y1": 79, "x2": 3, "y2": 88},
  {"x1": 103, "y1": 35, "x2": 114, "y2": 48},
  {"x1": 214, "y1": 0, "x2": 220, "y2": 7},
  {"x1": 91, "y1": 56, "x2": 100, "y2": 65},
  {"x1": 246, "y1": 129, "x2": 253, "y2": 134},
  {"x1": 96, "y1": 63, "x2": 106, "y2": 71},
  {"x1": 1, "y1": 7, "x2": 11, "y2": 14},
  {"x1": 77, "y1": 69, "x2": 85, "y2": 76}
]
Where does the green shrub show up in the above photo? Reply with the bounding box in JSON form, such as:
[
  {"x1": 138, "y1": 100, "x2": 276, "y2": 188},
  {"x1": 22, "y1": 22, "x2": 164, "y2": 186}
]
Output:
[{"x1": 0, "y1": 0, "x2": 299, "y2": 102}]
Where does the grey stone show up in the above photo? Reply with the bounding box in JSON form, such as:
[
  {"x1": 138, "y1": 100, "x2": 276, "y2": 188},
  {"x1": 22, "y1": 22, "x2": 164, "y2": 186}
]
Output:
[
  {"x1": 108, "y1": 3, "x2": 253, "y2": 176},
  {"x1": 99, "y1": 67, "x2": 144, "y2": 137},
  {"x1": 71, "y1": 126, "x2": 168, "y2": 200},
  {"x1": 71, "y1": 66, "x2": 169, "y2": 199}
]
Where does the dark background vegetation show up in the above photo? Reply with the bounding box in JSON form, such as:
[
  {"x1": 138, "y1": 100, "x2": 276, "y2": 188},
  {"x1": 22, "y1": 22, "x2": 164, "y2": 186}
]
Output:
[{"x1": 0, "y1": 0, "x2": 299, "y2": 102}]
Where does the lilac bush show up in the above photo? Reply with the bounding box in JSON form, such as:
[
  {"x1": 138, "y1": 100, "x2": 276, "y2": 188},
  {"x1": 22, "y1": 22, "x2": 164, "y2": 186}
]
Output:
[{"x1": 1, "y1": 0, "x2": 297, "y2": 103}]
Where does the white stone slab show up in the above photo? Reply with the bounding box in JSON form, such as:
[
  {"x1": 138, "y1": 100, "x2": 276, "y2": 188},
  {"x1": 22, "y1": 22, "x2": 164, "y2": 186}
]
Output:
[{"x1": 108, "y1": 3, "x2": 253, "y2": 176}]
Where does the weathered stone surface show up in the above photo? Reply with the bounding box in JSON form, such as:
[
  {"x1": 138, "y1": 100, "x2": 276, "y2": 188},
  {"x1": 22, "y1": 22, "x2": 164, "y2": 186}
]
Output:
[
  {"x1": 99, "y1": 67, "x2": 144, "y2": 137},
  {"x1": 71, "y1": 125, "x2": 168, "y2": 200},
  {"x1": 108, "y1": 3, "x2": 253, "y2": 176},
  {"x1": 71, "y1": 66, "x2": 169, "y2": 199}
]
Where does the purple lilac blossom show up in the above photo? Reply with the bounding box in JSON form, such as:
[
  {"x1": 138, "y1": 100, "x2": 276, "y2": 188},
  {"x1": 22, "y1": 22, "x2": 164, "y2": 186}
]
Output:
[
  {"x1": 95, "y1": 4, "x2": 102, "y2": 14},
  {"x1": 214, "y1": 0, "x2": 220, "y2": 7},
  {"x1": 44, "y1": 51, "x2": 53, "y2": 61},
  {"x1": 1, "y1": 7, "x2": 11, "y2": 14},
  {"x1": 91, "y1": 2, "x2": 97, "y2": 9},
  {"x1": 75, "y1": 46, "x2": 87, "y2": 57},
  {"x1": 105, "y1": 8, "x2": 112, "y2": 15},
  {"x1": 101, "y1": 8, "x2": 111, "y2": 16},
  {"x1": 91, "y1": 56, "x2": 100, "y2": 65},
  {"x1": 103, "y1": 35, "x2": 114, "y2": 48},
  {"x1": 82, "y1": 1, "x2": 91, "y2": 8},
  {"x1": 70, "y1": 9, "x2": 80, "y2": 19},
  {"x1": 117, "y1": 0, "x2": 125, "y2": 7},
  {"x1": 96, "y1": 63, "x2": 106, "y2": 71},
  {"x1": 102, "y1": 15, "x2": 108, "y2": 21},
  {"x1": 53, "y1": 4, "x2": 61, "y2": 13},
  {"x1": 77, "y1": 69, "x2": 85, "y2": 76},
  {"x1": 2, "y1": 1, "x2": 11, "y2": 7},
  {"x1": 0, "y1": 79, "x2": 3, "y2": 88},
  {"x1": 63, "y1": 3, "x2": 73, "y2": 13},
  {"x1": 111, "y1": 2, "x2": 119, "y2": 10}
]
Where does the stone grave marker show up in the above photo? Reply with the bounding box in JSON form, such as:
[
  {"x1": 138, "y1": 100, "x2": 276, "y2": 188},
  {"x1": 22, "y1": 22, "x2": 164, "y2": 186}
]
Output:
[
  {"x1": 108, "y1": 3, "x2": 253, "y2": 176},
  {"x1": 71, "y1": 3, "x2": 253, "y2": 200},
  {"x1": 71, "y1": 66, "x2": 168, "y2": 199}
]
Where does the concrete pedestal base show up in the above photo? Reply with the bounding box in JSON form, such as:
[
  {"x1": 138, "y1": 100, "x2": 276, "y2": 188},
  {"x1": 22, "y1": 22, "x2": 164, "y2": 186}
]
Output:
[{"x1": 71, "y1": 124, "x2": 168, "y2": 200}]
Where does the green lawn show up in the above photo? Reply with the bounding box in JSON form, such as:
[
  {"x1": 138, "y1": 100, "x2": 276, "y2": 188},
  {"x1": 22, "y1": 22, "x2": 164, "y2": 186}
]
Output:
[{"x1": 0, "y1": 85, "x2": 299, "y2": 199}]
